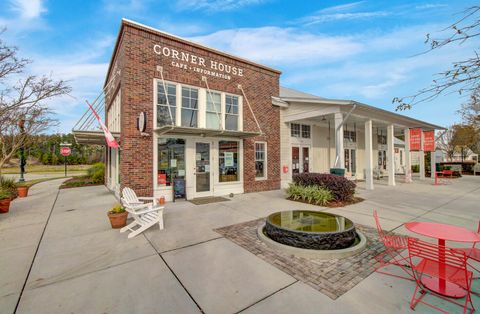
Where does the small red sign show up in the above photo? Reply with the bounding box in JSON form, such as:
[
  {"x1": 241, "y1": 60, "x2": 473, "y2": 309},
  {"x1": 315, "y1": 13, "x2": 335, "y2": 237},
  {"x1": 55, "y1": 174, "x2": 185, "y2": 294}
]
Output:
[
  {"x1": 409, "y1": 128, "x2": 422, "y2": 151},
  {"x1": 423, "y1": 131, "x2": 435, "y2": 152},
  {"x1": 157, "y1": 173, "x2": 167, "y2": 185},
  {"x1": 60, "y1": 147, "x2": 71, "y2": 156}
]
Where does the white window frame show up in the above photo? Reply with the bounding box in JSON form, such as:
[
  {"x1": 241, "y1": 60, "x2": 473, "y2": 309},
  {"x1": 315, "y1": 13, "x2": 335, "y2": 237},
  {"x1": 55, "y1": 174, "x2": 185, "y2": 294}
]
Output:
[
  {"x1": 224, "y1": 93, "x2": 240, "y2": 131},
  {"x1": 291, "y1": 123, "x2": 300, "y2": 137},
  {"x1": 255, "y1": 141, "x2": 267, "y2": 180},
  {"x1": 206, "y1": 91, "x2": 222, "y2": 129}
]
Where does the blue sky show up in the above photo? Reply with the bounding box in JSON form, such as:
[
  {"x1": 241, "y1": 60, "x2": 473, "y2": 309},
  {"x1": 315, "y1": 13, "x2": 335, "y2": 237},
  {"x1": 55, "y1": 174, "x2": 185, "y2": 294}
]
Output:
[{"x1": 0, "y1": 0, "x2": 478, "y2": 133}]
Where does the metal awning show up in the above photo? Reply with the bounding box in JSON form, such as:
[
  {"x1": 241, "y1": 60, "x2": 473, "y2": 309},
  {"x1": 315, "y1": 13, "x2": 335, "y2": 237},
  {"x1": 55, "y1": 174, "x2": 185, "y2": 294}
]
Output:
[
  {"x1": 154, "y1": 126, "x2": 261, "y2": 138},
  {"x1": 72, "y1": 130, "x2": 120, "y2": 145}
]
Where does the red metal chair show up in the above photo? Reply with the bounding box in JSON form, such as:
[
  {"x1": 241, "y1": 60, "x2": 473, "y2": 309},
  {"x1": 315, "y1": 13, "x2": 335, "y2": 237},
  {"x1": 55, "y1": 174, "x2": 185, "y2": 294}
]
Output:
[
  {"x1": 373, "y1": 209, "x2": 413, "y2": 280},
  {"x1": 456, "y1": 221, "x2": 480, "y2": 274},
  {"x1": 407, "y1": 238, "x2": 475, "y2": 314}
]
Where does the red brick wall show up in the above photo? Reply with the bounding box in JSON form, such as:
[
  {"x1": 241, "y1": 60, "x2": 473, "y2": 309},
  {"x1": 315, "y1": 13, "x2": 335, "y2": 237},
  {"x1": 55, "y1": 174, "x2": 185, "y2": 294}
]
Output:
[{"x1": 117, "y1": 22, "x2": 280, "y2": 196}]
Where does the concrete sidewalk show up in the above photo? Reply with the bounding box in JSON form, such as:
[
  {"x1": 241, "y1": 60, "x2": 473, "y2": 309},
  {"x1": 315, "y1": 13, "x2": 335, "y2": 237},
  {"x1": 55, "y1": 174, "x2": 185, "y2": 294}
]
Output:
[{"x1": 1, "y1": 176, "x2": 479, "y2": 313}]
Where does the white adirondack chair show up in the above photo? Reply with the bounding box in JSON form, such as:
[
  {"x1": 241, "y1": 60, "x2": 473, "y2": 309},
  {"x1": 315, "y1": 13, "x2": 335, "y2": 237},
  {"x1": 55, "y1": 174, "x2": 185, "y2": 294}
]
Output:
[{"x1": 120, "y1": 187, "x2": 164, "y2": 239}]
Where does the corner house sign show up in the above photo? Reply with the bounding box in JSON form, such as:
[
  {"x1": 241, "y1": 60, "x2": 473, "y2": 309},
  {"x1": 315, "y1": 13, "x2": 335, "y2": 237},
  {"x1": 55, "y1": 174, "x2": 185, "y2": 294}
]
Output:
[{"x1": 153, "y1": 44, "x2": 244, "y2": 81}]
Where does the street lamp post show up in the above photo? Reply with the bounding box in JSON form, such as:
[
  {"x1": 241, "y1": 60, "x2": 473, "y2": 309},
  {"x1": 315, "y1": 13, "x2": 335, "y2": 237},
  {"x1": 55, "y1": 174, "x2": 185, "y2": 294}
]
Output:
[{"x1": 18, "y1": 119, "x2": 26, "y2": 183}]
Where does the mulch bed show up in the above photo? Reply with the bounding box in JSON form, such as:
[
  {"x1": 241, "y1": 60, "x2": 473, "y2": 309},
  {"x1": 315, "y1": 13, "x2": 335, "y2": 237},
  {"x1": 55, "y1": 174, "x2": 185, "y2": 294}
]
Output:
[
  {"x1": 59, "y1": 177, "x2": 103, "y2": 189},
  {"x1": 287, "y1": 196, "x2": 364, "y2": 208},
  {"x1": 214, "y1": 219, "x2": 386, "y2": 300}
]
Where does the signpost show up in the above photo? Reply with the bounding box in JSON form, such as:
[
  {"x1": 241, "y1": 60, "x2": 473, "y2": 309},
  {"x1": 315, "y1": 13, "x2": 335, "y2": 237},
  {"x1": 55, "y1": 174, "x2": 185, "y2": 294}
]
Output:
[{"x1": 60, "y1": 143, "x2": 72, "y2": 177}]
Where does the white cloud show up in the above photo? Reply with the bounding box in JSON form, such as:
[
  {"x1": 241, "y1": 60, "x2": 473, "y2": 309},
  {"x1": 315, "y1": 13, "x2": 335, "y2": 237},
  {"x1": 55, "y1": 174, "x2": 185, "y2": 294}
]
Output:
[
  {"x1": 176, "y1": 0, "x2": 266, "y2": 12},
  {"x1": 10, "y1": 0, "x2": 45, "y2": 19},
  {"x1": 415, "y1": 3, "x2": 448, "y2": 10},
  {"x1": 191, "y1": 27, "x2": 363, "y2": 66},
  {"x1": 318, "y1": 1, "x2": 365, "y2": 14},
  {"x1": 300, "y1": 11, "x2": 389, "y2": 26}
]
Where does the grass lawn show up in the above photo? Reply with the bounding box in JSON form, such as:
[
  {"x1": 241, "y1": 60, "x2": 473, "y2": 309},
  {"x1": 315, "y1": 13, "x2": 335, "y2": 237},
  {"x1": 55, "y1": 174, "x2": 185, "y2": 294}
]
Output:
[
  {"x1": 1, "y1": 164, "x2": 91, "y2": 174},
  {"x1": 20, "y1": 176, "x2": 69, "y2": 188}
]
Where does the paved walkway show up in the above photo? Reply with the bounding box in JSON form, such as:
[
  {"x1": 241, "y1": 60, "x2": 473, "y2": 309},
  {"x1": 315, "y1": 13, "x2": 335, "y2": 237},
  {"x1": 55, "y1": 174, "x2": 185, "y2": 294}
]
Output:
[{"x1": 1, "y1": 176, "x2": 479, "y2": 313}]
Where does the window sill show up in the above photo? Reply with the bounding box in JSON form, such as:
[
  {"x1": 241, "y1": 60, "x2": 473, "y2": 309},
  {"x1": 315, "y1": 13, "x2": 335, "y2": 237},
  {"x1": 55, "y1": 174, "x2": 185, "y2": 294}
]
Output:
[{"x1": 255, "y1": 177, "x2": 267, "y2": 181}]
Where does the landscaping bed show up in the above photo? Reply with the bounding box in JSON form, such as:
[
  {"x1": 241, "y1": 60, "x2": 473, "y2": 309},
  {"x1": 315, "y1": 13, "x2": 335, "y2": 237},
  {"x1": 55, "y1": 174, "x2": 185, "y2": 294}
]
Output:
[
  {"x1": 287, "y1": 173, "x2": 362, "y2": 208},
  {"x1": 60, "y1": 176, "x2": 102, "y2": 189}
]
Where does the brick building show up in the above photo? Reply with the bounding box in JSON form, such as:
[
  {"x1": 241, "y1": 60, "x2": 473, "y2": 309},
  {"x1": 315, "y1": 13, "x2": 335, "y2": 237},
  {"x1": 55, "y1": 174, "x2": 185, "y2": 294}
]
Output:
[
  {"x1": 100, "y1": 19, "x2": 281, "y2": 200},
  {"x1": 73, "y1": 18, "x2": 444, "y2": 199}
]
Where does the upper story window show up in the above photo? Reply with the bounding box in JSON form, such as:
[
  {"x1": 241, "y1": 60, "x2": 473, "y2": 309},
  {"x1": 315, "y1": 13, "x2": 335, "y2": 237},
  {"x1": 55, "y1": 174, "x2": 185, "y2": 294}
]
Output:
[
  {"x1": 156, "y1": 80, "x2": 241, "y2": 130},
  {"x1": 301, "y1": 125, "x2": 311, "y2": 138},
  {"x1": 206, "y1": 92, "x2": 221, "y2": 129},
  {"x1": 225, "y1": 95, "x2": 239, "y2": 130},
  {"x1": 157, "y1": 83, "x2": 176, "y2": 126},
  {"x1": 344, "y1": 130, "x2": 356, "y2": 142},
  {"x1": 291, "y1": 123, "x2": 300, "y2": 137},
  {"x1": 181, "y1": 87, "x2": 198, "y2": 127},
  {"x1": 291, "y1": 123, "x2": 310, "y2": 138},
  {"x1": 377, "y1": 134, "x2": 387, "y2": 145}
]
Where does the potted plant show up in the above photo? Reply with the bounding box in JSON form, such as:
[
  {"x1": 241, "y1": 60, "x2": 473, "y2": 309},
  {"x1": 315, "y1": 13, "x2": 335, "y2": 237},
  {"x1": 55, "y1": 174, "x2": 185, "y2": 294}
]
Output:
[
  {"x1": 107, "y1": 204, "x2": 128, "y2": 229},
  {"x1": 0, "y1": 176, "x2": 18, "y2": 200},
  {"x1": 0, "y1": 189, "x2": 12, "y2": 214},
  {"x1": 16, "y1": 183, "x2": 29, "y2": 198}
]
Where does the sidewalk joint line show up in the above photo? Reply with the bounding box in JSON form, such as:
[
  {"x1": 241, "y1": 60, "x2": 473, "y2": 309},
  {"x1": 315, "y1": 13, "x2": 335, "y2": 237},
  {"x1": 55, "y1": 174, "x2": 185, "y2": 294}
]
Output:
[
  {"x1": 157, "y1": 236, "x2": 224, "y2": 254},
  {"x1": 235, "y1": 280, "x2": 298, "y2": 314},
  {"x1": 143, "y1": 234, "x2": 205, "y2": 313},
  {"x1": 13, "y1": 187, "x2": 61, "y2": 314}
]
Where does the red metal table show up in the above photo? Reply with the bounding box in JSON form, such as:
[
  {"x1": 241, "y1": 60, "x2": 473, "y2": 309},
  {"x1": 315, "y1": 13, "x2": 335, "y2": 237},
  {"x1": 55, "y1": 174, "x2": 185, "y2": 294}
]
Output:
[{"x1": 405, "y1": 221, "x2": 480, "y2": 298}]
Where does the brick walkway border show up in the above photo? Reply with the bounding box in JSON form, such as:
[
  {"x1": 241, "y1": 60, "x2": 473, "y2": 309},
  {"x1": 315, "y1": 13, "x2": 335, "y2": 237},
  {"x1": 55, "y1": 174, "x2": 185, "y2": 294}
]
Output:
[{"x1": 215, "y1": 219, "x2": 386, "y2": 300}]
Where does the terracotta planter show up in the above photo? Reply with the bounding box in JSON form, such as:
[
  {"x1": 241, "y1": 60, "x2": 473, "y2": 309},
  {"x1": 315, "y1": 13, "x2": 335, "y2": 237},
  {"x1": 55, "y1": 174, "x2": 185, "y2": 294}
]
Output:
[
  {"x1": 0, "y1": 198, "x2": 11, "y2": 214},
  {"x1": 108, "y1": 211, "x2": 128, "y2": 229},
  {"x1": 17, "y1": 186, "x2": 29, "y2": 198}
]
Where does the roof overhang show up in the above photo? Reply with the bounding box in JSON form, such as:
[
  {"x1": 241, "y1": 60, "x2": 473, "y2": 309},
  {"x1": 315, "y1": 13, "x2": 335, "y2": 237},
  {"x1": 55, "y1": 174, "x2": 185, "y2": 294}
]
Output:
[
  {"x1": 72, "y1": 130, "x2": 120, "y2": 145},
  {"x1": 277, "y1": 97, "x2": 445, "y2": 131},
  {"x1": 154, "y1": 126, "x2": 261, "y2": 138}
]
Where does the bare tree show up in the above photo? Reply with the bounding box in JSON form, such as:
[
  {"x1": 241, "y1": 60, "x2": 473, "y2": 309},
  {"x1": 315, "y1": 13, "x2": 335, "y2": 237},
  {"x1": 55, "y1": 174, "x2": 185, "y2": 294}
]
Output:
[
  {"x1": 437, "y1": 127, "x2": 456, "y2": 161},
  {"x1": 0, "y1": 30, "x2": 71, "y2": 173},
  {"x1": 457, "y1": 87, "x2": 480, "y2": 127},
  {"x1": 394, "y1": 6, "x2": 480, "y2": 110}
]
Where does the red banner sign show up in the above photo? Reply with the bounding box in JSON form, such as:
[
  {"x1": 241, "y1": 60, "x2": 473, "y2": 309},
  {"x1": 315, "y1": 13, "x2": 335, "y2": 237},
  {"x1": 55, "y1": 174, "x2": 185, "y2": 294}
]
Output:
[
  {"x1": 423, "y1": 131, "x2": 435, "y2": 152},
  {"x1": 409, "y1": 128, "x2": 422, "y2": 151},
  {"x1": 157, "y1": 173, "x2": 167, "y2": 185},
  {"x1": 60, "y1": 147, "x2": 71, "y2": 156}
]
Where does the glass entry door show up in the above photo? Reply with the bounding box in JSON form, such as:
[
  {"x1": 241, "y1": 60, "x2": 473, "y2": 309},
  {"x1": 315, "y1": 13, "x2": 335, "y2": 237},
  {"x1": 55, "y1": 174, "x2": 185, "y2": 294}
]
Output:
[
  {"x1": 344, "y1": 149, "x2": 356, "y2": 174},
  {"x1": 292, "y1": 146, "x2": 310, "y2": 174},
  {"x1": 195, "y1": 142, "x2": 212, "y2": 195}
]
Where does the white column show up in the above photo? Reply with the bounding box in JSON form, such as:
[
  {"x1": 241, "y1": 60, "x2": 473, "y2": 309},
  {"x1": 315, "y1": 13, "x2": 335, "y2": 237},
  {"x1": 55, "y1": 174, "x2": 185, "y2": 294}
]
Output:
[
  {"x1": 365, "y1": 120, "x2": 374, "y2": 190},
  {"x1": 387, "y1": 124, "x2": 396, "y2": 186},
  {"x1": 404, "y1": 128, "x2": 412, "y2": 182},
  {"x1": 419, "y1": 131, "x2": 425, "y2": 180},
  {"x1": 430, "y1": 151, "x2": 436, "y2": 178},
  {"x1": 334, "y1": 112, "x2": 344, "y2": 168}
]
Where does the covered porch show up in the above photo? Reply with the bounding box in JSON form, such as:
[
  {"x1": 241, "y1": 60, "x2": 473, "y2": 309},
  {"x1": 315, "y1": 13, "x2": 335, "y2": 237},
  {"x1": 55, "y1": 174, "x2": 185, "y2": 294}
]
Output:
[{"x1": 277, "y1": 89, "x2": 444, "y2": 190}]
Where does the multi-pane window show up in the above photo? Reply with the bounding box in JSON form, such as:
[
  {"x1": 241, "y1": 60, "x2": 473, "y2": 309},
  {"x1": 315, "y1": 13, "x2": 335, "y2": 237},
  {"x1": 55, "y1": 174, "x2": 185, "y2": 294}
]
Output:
[
  {"x1": 291, "y1": 123, "x2": 300, "y2": 137},
  {"x1": 181, "y1": 87, "x2": 198, "y2": 127},
  {"x1": 301, "y1": 125, "x2": 311, "y2": 138},
  {"x1": 206, "y1": 92, "x2": 221, "y2": 129},
  {"x1": 344, "y1": 130, "x2": 356, "y2": 142},
  {"x1": 377, "y1": 134, "x2": 387, "y2": 145},
  {"x1": 157, "y1": 83, "x2": 176, "y2": 126},
  {"x1": 225, "y1": 95, "x2": 239, "y2": 130},
  {"x1": 255, "y1": 142, "x2": 266, "y2": 179},
  {"x1": 219, "y1": 141, "x2": 239, "y2": 182}
]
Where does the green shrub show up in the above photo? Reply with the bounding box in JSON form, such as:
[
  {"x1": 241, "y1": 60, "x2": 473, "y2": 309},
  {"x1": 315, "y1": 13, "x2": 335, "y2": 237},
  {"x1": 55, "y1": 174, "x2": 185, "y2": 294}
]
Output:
[
  {"x1": 0, "y1": 175, "x2": 17, "y2": 196},
  {"x1": 411, "y1": 165, "x2": 420, "y2": 173},
  {"x1": 108, "y1": 203, "x2": 125, "y2": 214},
  {"x1": 292, "y1": 173, "x2": 355, "y2": 202},
  {"x1": 0, "y1": 188, "x2": 11, "y2": 200},
  {"x1": 286, "y1": 183, "x2": 334, "y2": 206},
  {"x1": 87, "y1": 162, "x2": 105, "y2": 184}
]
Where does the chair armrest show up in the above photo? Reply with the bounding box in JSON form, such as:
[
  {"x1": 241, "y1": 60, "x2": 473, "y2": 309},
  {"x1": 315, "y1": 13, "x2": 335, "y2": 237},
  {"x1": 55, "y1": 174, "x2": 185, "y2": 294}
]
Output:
[
  {"x1": 137, "y1": 197, "x2": 158, "y2": 205},
  {"x1": 135, "y1": 205, "x2": 165, "y2": 215}
]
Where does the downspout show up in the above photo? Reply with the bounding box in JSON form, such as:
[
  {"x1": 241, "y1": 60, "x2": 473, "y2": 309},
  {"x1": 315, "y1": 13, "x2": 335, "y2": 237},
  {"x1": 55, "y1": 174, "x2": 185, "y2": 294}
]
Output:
[{"x1": 334, "y1": 103, "x2": 357, "y2": 168}]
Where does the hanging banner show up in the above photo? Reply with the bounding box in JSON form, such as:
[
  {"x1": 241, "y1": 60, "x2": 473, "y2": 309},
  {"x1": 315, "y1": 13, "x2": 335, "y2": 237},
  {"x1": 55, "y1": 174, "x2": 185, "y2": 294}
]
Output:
[
  {"x1": 409, "y1": 128, "x2": 422, "y2": 151},
  {"x1": 423, "y1": 131, "x2": 435, "y2": 152}
]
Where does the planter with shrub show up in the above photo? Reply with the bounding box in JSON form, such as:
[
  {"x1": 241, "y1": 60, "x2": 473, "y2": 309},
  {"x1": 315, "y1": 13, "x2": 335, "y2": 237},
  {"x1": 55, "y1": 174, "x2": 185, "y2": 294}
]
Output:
[
  {"x1": 0, "y1": 189, "x2": 12, "y2": 213},
  {"x1": 108, "y1": 204, "x2": 128, "y2": 229},
  {"x1": 0, "y1": 175, "x2": 18, "y2": 199},
  {"x1": 16, "y1": 184, "x2": 29, "y2": 198}
]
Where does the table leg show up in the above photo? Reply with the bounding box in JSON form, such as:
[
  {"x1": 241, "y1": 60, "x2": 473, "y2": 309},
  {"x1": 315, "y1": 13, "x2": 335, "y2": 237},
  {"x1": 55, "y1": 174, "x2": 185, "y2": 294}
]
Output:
[{"x1": 420, "y1": 238, "x2": 466, "y2": 298}]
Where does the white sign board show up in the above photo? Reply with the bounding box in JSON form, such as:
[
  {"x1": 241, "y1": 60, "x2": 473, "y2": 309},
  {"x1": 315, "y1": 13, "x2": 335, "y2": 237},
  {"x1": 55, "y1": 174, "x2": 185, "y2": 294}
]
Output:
[{"x1": 224, "y1": 152, "x2": 234, "y2": 167}]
